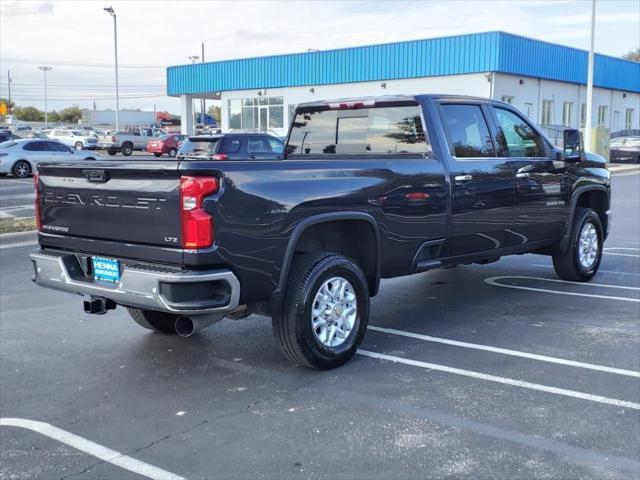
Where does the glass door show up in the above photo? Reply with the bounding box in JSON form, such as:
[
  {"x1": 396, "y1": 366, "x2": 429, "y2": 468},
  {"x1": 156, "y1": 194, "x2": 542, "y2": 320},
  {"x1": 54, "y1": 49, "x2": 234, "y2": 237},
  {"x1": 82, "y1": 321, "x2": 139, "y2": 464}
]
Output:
[{"x1": 259, "y1": 106, "x2": 268, "y2": 132}]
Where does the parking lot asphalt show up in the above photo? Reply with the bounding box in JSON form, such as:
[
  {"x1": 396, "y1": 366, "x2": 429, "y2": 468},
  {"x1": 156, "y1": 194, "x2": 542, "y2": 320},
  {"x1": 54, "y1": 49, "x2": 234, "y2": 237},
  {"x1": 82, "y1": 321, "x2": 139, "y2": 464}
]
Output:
[{"x1": 1, "y1": 173, "x2": 639, "y2": 479}]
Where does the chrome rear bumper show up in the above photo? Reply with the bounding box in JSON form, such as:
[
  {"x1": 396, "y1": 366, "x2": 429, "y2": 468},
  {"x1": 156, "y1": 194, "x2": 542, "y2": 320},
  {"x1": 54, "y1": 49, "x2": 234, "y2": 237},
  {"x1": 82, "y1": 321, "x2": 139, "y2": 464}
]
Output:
[{"x1": 30, "y1": 250, "x2": 240, "y2": 315}]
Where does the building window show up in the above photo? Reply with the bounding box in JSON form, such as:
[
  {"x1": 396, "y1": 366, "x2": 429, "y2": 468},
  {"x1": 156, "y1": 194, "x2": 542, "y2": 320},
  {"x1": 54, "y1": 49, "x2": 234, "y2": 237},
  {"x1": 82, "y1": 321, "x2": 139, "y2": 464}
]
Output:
[
  {"x1": 625, "y1": 109, "x2": 635, "y2": 130},
  {"x1": 228, "y1": 96, "x2": 284, "y2": 131},
  {"x1": 580, "y1": 103, "x2": 586, "y2": 128},
  {"x1": 597, "y1": 105, "x2": 608, "y2": 128},
  {"x1": 501, "y1": 96, "x2": 514, "y2": 104},
  {"x1": 562, "y1": 102, "x2": 573, "y2": 127},
  {"x1": 288, "y1": 104, "x2": 297, "y2": 125},
  {"x1": 541, "y1": 100, "x2": 554, "y2": 125},
  {"x1": 524, "y1": 103, "x2": 534, "y2": 119}
]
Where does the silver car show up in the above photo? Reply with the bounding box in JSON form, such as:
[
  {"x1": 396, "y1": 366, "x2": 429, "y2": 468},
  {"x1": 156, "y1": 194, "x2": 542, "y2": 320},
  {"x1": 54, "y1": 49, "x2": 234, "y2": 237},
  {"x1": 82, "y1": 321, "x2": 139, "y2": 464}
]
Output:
[{"x1": 0, "y1": 139, "x2": 101, "y2": 178}]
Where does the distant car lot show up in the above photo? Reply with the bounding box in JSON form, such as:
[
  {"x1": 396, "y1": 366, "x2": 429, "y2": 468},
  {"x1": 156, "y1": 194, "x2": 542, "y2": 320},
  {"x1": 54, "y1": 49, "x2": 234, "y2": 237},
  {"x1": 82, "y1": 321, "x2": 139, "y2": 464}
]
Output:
[{"x1": 1, "y1": 172, "x2": 639, "y2": 479}]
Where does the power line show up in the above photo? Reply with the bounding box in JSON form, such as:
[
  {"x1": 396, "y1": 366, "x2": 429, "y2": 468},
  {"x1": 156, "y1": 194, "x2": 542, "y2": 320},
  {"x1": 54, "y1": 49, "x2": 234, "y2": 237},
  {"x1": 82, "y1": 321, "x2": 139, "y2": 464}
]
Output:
[{"x1": 3, "y1": 57, "x2": 165, "y2": 69}]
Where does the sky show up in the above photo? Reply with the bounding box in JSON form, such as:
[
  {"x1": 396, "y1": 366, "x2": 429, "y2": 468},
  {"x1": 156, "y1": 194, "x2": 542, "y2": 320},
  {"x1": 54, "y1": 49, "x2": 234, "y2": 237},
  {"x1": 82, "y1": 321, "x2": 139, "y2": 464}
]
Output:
[{"x1": 1, "y1": 0, "x2": 639, "y2": 115}]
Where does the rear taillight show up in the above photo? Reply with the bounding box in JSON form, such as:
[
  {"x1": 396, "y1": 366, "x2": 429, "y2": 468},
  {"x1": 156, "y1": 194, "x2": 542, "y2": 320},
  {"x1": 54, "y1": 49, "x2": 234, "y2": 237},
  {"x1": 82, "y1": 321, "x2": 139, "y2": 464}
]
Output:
[
  {"x1": 180, "y1": 176, "x2": 219, "y2": 249},
  {"x1": 34, "y1": 173, "x2": 42, "y2": 231},
  {"x1": 211, "y1": 154, "x2": 228, "y2": 160}
]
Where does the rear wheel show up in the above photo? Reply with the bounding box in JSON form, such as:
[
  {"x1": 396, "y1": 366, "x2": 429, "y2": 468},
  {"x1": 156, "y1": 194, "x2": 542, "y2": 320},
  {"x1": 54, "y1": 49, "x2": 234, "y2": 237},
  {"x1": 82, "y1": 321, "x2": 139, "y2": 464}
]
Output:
[
  {"x1": 107, "y1": 148, "x2": 118, "y2": 156},
  {"x1": 75, "y1": 142, "x2": 83, "y2": 150},
  {"x1": 272, "y1": 252, "x2": 370, "y2": 369},
  {"x1": 168, "y1": 148, "x2": 177, "y2": 158},
  {"x1": 12, "y1": 160, "x2": 32, "y2": 178},
  {"x1": 127, "y1": 308, "x2": 179, "y2": 334},
  {"x1": 552, "y1": 208, "x2": 603, "y2": 282},
  {"x1": 121, "y1": 144, "x2": 133, "y2": 156},
  {"x1": 153, "y1": 152, "x2": 162, "y2": 157}
]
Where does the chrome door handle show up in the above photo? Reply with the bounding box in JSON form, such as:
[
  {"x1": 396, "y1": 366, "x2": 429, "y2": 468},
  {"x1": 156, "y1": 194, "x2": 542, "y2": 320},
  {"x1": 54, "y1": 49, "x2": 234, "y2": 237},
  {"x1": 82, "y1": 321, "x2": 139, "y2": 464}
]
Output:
[
  {"x1": 516, "y1": 172, "x2": 531, "y2": 178},
  {"x1": 454, "y1": 175, "x2": 473, "y2": 184}
]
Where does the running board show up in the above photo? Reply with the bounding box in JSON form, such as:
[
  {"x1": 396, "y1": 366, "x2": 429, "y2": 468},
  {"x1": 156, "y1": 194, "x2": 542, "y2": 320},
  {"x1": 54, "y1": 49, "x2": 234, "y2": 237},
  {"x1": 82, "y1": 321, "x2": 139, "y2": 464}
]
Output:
[{"x1": 413, "y1": 259, "x2": 443, "y2": 272}]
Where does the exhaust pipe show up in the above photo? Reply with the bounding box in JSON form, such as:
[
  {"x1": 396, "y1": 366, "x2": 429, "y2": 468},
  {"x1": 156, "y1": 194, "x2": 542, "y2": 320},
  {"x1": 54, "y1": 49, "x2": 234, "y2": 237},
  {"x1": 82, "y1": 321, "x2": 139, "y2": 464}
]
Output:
[{"x1": 174, "y1": 314, "x2": 225, "y2": 337}]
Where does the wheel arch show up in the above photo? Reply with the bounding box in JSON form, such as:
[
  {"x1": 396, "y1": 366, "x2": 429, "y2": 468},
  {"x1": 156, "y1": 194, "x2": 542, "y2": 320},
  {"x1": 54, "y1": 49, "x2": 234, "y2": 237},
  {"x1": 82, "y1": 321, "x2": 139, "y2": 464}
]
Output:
[
  {"x1": 559, "y1": 185, "x2": 610, "y2": 252},
  {"x1": 271, "y1": 212, "x2": 382, "y2": 311}
]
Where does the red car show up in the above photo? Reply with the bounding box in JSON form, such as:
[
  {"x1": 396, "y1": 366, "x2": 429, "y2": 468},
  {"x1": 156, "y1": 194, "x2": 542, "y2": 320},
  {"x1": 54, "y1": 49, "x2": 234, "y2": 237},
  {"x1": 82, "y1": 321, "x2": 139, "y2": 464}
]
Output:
[{"x1": 146, "y1": 134, "x2": 187, "y2": 157}]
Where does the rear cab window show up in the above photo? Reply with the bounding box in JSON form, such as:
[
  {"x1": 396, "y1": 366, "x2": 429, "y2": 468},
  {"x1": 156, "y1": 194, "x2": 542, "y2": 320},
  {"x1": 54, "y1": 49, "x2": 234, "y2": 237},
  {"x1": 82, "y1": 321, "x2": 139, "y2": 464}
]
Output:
[
  {"x1": 179, "y1": 138, "x2": 220, "y2": 156},
  {"x1": 287, "y1": 103, "x2": 430, "y2": 158}
]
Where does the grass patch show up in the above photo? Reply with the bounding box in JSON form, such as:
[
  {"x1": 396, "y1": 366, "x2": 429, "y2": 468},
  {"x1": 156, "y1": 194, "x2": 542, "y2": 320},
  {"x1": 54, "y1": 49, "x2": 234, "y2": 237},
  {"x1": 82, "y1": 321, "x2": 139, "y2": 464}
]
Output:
[{"x1": 0, "y1": 217, "x2": 37, "y2": 234}]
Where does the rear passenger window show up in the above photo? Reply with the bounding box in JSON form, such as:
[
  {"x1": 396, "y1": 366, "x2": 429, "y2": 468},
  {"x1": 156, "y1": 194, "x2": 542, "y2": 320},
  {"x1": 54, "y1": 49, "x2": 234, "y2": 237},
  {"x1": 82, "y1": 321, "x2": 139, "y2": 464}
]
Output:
[
  {"x1": 220, "y1": 138, "x2": 241, "y2": 154},
  {"x1": 288, "y1": 105, "x2": 428, "y2": 156},
  {"x1": 248, "y1": 138, "x2": 271, "y2": 153},
  {"x1": 440, "y1": 104, "x2": 495, "y2": 158}
]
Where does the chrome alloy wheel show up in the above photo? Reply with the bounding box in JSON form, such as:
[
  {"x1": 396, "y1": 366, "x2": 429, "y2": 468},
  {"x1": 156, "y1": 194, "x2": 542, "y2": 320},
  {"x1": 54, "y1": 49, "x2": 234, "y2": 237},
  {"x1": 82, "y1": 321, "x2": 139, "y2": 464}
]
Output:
[
  {"x1": 311, "y1": 276, "x2": 357, "y2": 348},
  {"x1": 578, "y1": 222, "x2": 598, "y2": 270},
  {"x1": 13, "y1": 160, "x2": 31, "y2": 178}
]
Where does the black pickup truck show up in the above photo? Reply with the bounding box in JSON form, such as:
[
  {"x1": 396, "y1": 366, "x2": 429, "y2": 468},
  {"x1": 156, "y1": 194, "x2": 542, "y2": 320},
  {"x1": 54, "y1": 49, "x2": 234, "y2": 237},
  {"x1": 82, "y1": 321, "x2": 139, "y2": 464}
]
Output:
[{"x1": 30, "y1": 95, "x2": 610, "y2": 369}]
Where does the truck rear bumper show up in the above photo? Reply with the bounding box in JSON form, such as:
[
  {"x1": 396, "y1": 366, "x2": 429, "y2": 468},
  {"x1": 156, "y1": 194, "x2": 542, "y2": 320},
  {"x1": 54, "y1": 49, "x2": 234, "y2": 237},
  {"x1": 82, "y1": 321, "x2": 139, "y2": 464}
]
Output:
[{"x1": 30, "y1": 250, "x2": 241, "y2": 316}]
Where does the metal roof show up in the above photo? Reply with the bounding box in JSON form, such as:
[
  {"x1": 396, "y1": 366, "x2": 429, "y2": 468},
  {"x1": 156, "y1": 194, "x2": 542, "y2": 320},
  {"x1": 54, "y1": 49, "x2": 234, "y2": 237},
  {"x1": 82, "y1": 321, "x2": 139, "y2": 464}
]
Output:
[{"x1": 167, "y1": 31, "x2": 640, "y2": 96}]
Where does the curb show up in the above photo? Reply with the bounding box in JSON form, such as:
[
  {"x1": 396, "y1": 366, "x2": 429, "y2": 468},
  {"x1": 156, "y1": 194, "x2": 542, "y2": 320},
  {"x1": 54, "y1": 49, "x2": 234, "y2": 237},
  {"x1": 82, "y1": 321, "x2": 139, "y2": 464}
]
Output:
[{"x1": 0, "y1": 230, "x2": 37, "y2": 246}]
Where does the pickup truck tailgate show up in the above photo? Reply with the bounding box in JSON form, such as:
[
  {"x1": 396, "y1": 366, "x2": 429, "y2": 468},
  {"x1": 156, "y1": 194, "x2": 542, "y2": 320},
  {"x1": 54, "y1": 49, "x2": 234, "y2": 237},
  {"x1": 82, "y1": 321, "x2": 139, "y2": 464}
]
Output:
[{"x1": 37, "y1": 161, "x2": 182, "y2": 247}]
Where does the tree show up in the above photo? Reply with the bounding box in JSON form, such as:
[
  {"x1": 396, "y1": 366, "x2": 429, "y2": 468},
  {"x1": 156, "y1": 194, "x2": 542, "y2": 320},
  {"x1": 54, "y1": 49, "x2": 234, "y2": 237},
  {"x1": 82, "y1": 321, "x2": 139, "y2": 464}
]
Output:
[
  {"x1": 13, "y1": 106, "x2": 44, "y2": 122},
  {"x1": 58, "y1": 105, "x2": 82, "y2": 123},
  {"x1": 623, "y1": 48, "x2": 640, "y2": 62},
  {"x1": 207, "y1": 105, "x2": 221, "y2": 123},
  {"x1": 48, "y1": 110, "x2": 60, "y2": 123}
]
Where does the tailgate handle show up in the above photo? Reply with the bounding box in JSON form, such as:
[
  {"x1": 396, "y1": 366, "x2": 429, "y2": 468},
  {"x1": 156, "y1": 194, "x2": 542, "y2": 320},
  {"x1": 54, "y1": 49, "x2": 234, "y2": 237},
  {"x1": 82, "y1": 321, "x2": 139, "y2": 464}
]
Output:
[{"x1": 83, "y1": 169, "x2": 109, "y2": 183}]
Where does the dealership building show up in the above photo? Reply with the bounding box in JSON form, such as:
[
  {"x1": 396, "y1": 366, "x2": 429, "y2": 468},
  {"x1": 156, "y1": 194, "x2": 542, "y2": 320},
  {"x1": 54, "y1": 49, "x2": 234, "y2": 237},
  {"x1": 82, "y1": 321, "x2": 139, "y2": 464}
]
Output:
[{"x1": 167, "y1": 31, "x2": 640, "y2": 139}]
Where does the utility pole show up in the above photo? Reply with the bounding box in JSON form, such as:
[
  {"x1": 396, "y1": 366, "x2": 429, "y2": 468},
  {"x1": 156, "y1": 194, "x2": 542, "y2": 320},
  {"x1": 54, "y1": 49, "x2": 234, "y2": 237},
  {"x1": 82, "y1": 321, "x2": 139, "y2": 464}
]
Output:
[
  {"x1": 38, "y1": 66, "x2": 52, "y2": 126},
  {"x1": 188, "y1": 55, "x2": 200, "y2": 128},
  {"x1": 201, "y1": 41, "x2": 206, "y2": 128},
  {"x1": 7, "y1": 70, "x2": 11, "y2": 115},
  {"x1": 104, "y1": 6, "x2": 120, "y2": 132},
  {"x1": 584, "y1": 0, "x2": 596, "y2": 152}
]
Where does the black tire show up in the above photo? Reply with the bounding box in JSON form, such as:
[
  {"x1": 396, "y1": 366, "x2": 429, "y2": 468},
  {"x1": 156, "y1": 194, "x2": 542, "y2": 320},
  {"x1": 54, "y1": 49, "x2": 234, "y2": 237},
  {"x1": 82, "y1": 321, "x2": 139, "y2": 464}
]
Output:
[
  {"x1": 12, "y1": 160, "x2": 32, "y2": 178},
  {"x1": 107, "y1": 148, "x2": 118, "y2": 156},
  {"x1": 127, "y1": 308, "x2": 179, "y2": 334},
  {"x1": 75, "y1": 142, "x2": 83, "y2": 150},
  {"x1": 552, "y1": 208, "x2": 603, "y2": 282},
  {"x1": 153, "y1": 152, "x2": 162, "y2": 157},
  {"x1": 121, "y1": 144, "x2": 133, "y2": 156},
  {"x1": 272, "y1": 252, "x2": 370, "y2": 370},
  {"x1": 85, "y1": 157, "x2": 95, "y2": 161},
  {"x1": 168, "y1": 148, "x2": 177, "y2": 158}
]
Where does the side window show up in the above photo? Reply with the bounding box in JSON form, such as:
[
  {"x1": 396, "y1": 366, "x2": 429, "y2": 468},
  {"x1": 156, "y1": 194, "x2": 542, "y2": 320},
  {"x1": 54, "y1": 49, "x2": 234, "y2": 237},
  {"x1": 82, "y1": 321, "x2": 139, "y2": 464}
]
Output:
[
  {"x1": 268, "y1": 138, "x2": 284, "y2": 154},
  {"x1": 220, "y1": 137, "x2": 242, "y2": 154},
  {"x1": 48, "y1": 141, "x2": 68, "y2": 152},
  {"x1": 248, "y1": 138, "x2": 271, "y2": 153},
  {"x1": 23, "y1": 141, "x2": 44, "y2": 152},
  {"x1": 493, "y1": 108, "x2": 546, "y2": 158},
  {"x1": 440, "y1": 104, "x2": 495, "y2": 158}
]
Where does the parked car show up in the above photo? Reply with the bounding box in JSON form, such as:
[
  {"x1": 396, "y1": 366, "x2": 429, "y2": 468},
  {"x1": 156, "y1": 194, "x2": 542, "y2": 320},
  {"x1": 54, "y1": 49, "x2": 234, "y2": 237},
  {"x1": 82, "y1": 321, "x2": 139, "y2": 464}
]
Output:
[
  {"x1": 30, "y1": 94, "x2": 610, "y2": 370},
  {"x1": 609, "y1": 136, "x2": 640, "y2": 163},
  {"x1": 177, "y1": 133, "x2": 284, "y2": 160},
  {"x1": 98, "y1": 126, "x2": 165, "y2": 156},
  {"x1": 146, "y1": 134, "x2": 188, "y2": 157},
  {"x1": 48, "y1": 129, "x2": 98, "y2": 150},
  {"x1": 0, "y1": 130, "x2": 21, "y2": 143},
  {"x1": 0, "y1": 139, "x2": 100, "y2": 178}
]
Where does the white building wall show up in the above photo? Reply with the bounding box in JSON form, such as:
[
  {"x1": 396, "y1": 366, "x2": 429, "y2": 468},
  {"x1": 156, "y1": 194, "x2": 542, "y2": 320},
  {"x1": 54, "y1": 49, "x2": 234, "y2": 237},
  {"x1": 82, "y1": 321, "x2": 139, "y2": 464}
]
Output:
[
  {"x1": 216, "y1": 72, "x2": 640, "y2": 137},
  {"x1": 221, "y1": 73, "x2": 491, "y2": 137},
  {"x1": 493, "y1": 73, "x2": 640, "y2": 131}
]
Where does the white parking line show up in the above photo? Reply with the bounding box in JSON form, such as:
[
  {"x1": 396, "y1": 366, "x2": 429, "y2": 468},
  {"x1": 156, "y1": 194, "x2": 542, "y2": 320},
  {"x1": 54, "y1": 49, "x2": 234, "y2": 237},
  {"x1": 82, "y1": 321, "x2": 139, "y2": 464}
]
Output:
[
  {"x1": 0, "y1": 193, "x2": 35, "y2": 200},
  {"x1": 606, "y1": 252, "x2": 640, "y2": 258},
  {"x1": 367, "y1": 326, "x2": 640, "y2": 378},
  {"x1": 606, "y1": 247, "x2": 640, "y2": 251},
  {"x1": 0, "y1": 418, "x2": 186, "y2": 480},
  {"x1": 485, "y1": 276, "x2": 640, "y2": 303},
  {"x1": 529, "y1": 263, "x2": 640, "y2": 277},
  {"x1": 357, "y1": 350, "x2": 640, "y2": 410}
]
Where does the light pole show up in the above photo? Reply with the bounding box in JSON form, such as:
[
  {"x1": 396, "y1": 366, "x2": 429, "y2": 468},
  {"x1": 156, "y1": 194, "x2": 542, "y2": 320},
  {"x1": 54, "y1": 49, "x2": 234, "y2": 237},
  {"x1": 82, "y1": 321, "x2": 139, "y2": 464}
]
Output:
[
  {"x1": 584, "y1": 0, "x2": 596, "y2": 152},
  {"x1": 104, "y1": 6, "x2": 120, "y2": 132},
  {"x1": 37, "y1": 66, "x2": 52, "y2": 126},
  {"x1": 188, "y1": 56, "x2": 200, "y2": 127}
]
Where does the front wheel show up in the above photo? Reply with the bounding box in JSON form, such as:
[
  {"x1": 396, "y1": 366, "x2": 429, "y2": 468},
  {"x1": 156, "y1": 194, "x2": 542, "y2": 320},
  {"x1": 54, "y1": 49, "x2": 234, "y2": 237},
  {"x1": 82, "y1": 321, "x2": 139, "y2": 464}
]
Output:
[
  {"x1": 272, "y1": 252, "x2": 370, "y2": 369},
  {"x1": 153, "y1": 152, "x2": 162, "y2": 157},
  {"x1": 127, "y1": 308, "x2": 179, "y2": 334},
  {"x1": 552, "y1": 208, "x2": 603, "y2": 282},
  {"x1": 168, "y1": 148, "x2": 177, "y2": 158},
  {"x1": 121, "y1": 144, "x2": 133, "y2": 156},
  {"x1": 12, "y1": 160, "x2": 32, "y2": 178},
  {"x1": 107, "y1": 148, "x2": 118, "y2": 156},
  {"x1": 75, "y1": 142, "x2": 83, "y2": 150}
]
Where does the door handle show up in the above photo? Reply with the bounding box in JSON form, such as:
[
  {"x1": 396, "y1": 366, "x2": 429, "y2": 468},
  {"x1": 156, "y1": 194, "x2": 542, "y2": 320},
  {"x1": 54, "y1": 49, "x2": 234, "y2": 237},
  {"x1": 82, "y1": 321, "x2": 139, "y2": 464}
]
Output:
[
  {"x1": 454, "y1": 175, "x2": 473, "y2": 184},
  {"x1": 516, "y1": 172, "x2": 531, "y2": 178}
]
